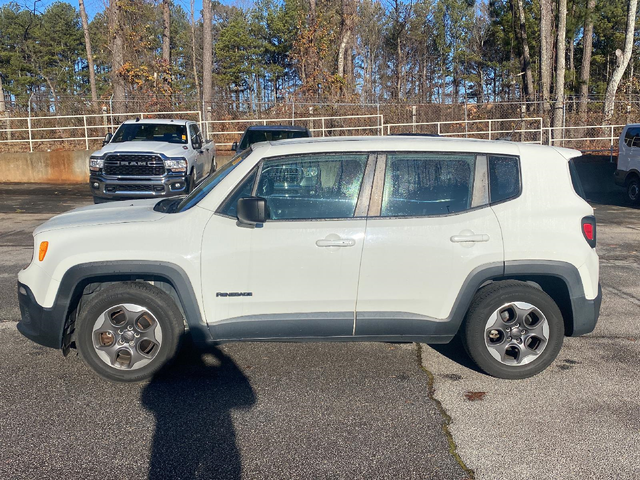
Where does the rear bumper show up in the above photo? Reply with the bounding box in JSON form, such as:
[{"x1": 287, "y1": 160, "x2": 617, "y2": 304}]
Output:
[
  {"x1": 16, "y1": 282, "x2": 65, "y2": 349},
  {"x1": 614, "y1": 169, "x2": 627, "y2": 187},
  {"x1": 90, "y1": 173, "x2": 188, "y2": 200},
  {"x1": 569, "y1": 283, "x2": 602, "y2": 336}
]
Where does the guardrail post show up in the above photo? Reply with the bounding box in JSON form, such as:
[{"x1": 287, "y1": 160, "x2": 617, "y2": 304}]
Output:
[
  {"x1": 27, "y1": 116, "x2": 33, "y2": 153},
  {"x1": 611, "y1": 125, "x2": 615, "y2": 163},
  {"x1": 322, "y1": 118, "x2": 326, "y2": 137},
  {"x1": 488, "y1": 120, "x2": 492, "y2": 140},
  {"x1": 437, "y1": 123, "x2": 441, "y2": 136},
  {"x1": 83, "y1": 115, "x2": 89, "y2": 150}
]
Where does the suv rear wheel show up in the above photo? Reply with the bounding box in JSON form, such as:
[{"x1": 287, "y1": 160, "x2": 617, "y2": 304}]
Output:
[
  {"x1": 462, "y1": 280, "x2": 564, "y2": 379},
  {"x1": 76, "y1": 282, "x2": 184, "y2": 382}
]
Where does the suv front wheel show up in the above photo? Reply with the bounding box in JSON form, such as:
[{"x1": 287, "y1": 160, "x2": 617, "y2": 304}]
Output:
[
  {"x1": 462, "y1": 281, "x2": 564, "y2": 379},
  {"x1": 75, "y1": 282, "x2": 184, "y2": 382},
  {"x1": 625, "y1": 176, "x2": 640, "y2": 205}
]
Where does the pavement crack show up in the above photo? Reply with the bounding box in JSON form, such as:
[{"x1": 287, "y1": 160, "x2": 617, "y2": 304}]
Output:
[{"x1": 416, "y1": 343, "x2": 475, "y2": 480}]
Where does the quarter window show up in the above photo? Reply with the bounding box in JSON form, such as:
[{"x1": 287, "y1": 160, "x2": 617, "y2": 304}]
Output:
[
  {"x1": 256, "y1": 154, "x2": 369, "y2": 220},
  {"x1": 488, "y1": 156, "x2": 520, "y2": 203},
  {"x1": 381, "y1": 153, "x2": 475, "y2": 217}
]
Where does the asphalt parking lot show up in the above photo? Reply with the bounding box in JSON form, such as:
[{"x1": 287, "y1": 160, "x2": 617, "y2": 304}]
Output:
[{"x1": 0, "y1": 183, "x2": 639, "y2": 479}]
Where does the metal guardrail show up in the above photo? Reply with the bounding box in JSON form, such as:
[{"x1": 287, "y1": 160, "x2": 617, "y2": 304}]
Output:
[
  {"x1": 0, "y1": 110, "x2": 202, "y2": 152},
  {"x1": 0, "y1": 109, "x2": 627, "y2": 155}
]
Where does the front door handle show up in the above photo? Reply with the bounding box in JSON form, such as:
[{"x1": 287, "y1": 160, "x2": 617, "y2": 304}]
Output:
[
  {"x1": 316, "y1": 238, "x2": 356, "y2": 247},
  {"x1": 450, "y1": 234, "x2": 490, "y2": 243}
]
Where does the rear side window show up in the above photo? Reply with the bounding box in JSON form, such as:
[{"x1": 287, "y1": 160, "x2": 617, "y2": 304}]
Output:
[
  {"x1": 381, "y1": 153, "x2": 475, "y2": 216},
  {"x1": 624, "y1": 127, "x2": 640, "y2": 147},
  {"x1": 489, "y1": 156, "x2": 520, "y2": 204},
  {"x1": 569, "y1": 160, "x2": 586, "y2": 200}
]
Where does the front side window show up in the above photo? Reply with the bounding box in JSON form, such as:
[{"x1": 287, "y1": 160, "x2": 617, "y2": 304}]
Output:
[
  {"x1": 176, "y1": 149, "x2": 251, "y2": 212},
  {"x1": 488, "y1": 155, "x2": 521, "y2": 203},
  {"x1": 256, "y1": 154, "x2": 369, "y2": 220},
  {"x1": 381, "y1": 153, "x2": 475, "y2": 217}
]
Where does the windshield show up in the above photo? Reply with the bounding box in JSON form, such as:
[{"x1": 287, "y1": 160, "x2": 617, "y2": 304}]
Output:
[
  {"x1": 239, "y1": 129, "x2": 310, "y2": 150},
  {"x1": 112, "y1": 123, "x2": 188, "y2": 144},
  {"x1": 175, "y1": 149, "x2": 252, "y2": 212}
]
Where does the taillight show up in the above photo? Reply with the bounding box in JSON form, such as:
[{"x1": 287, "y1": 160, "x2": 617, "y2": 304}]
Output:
[{"x1": 581, "y1": 216, "x2": 596, "y2": 248}]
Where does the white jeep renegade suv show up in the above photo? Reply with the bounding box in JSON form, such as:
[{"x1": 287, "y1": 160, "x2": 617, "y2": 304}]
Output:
[{"x1": 17, "y1": 136, "x2": 601, "y2": 382}]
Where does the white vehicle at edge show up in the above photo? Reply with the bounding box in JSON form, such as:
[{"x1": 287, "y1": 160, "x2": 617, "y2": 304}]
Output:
[
  {"x1": 17, "y1": 136, "x2": 601, "y2": 382},
  {"x1": 89, "y1": 118, "x2": 215, "y2": 203},
  {"x1": 615, "y1": 123, "x2": 640, "y2": 204}
]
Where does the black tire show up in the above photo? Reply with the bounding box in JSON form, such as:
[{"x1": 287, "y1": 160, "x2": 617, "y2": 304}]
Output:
[
  {"x1": 188, "y1": 168, "x2": 198, "y2": 193},
  {"x1": 209, "y1": 158, "x2": 216, "y2": 177},
  {"x1": 93, "y1": 196, "x2": 110, "y2": 204},
  {"x1": 461, "y1": 280, "x2": 564, "y2": 380},
  {"x1": 625, "y1": 176, "x2": 640, "y2": 205},
  {"x1": 76, "y1": 282, "x2": 184, "y2": 382}
]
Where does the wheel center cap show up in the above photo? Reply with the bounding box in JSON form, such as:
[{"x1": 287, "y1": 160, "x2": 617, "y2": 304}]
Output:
[{"x1": 122, "y1": 331, "x2": 135, "y2": 343}]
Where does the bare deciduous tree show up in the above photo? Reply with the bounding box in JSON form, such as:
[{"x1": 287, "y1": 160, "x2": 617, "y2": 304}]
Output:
[
  {"x1": 162, "y1": 0, "x2": 171, "y2": 66},
  {"x1": 552, "y1": 0, "x2": 567, "y2": 142},
  {"x1": 190, "y1": 0, "x2": 200, "y2": 103},
  {"x1": 512, "y1": 0, "x2": 534, "y2": 104},
  {"x1": 540, "y1": 0, "x2": 553, "y2": 117},
  {"x1": 579, "y1": 0, "x2": 596, "y2": 120},
  {"x1": 604, "y1": 0, "x2": 638, "y2": 122},
  {"x1": 202, "y1": 0, "x2": 212, "y2": 119},
  {"x1": 108, "y1": 0, "x2": 125, "y2": 113},
  {"x1": 79, "y1": 0, "x2": 97, "y2": 103}
]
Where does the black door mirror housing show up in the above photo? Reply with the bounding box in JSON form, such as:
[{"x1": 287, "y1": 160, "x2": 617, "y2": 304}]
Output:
[
  {"x1": 231, "y1": 141, "x2": 238, "y2": 152},
  {"x1": 237, "y1": 197, "x2": 268, "y2": 227},
  {"x1": 103, "y1": 132, "x2": 113, "y2": 146}
]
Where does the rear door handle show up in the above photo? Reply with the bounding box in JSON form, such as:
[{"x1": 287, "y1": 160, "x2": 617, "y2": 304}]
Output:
[
  {"x1": 450, "y1": 234, "x2": 490, "y2": 243},
  {"x1": 316, "y1": 238, "x2": 356, "y2": 247}
]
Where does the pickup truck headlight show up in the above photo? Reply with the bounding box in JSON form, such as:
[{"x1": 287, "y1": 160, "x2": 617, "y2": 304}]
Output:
[
  {"x1": 164, "y1": 158, "x2": 187, "y2": 173},
  {"x1": 89, "y1": 156, "x2": 104, "y2": 172}
]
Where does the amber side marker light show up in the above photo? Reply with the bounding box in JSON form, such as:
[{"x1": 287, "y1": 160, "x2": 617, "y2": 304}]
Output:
[{"x1": 38, "y1": 241, "x2": 49, "y2": 261}]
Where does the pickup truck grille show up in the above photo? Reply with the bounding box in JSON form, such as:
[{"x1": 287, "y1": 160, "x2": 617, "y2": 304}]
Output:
[
  {"x1": 114, "y1": 184, "x2": 155, "y2": 192},
  {"x1": 104, "y1": 155, "x2": 165, "y2": 176}
]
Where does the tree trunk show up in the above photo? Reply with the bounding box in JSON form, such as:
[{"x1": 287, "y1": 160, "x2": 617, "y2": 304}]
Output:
[
  {"x1": 604, "y1": 0, "x2": 638, "y2": 123},
  {"x1": 513, "y1": 0, "x2": 535, "y2": 104},
  {"x1": 79, "y1": 0, "x2": 97, "y2": 103},
  {"x1": 108, "y1": 0, "x2": 125, "y2": 114},
  {"x1": 337, "y1": 0, "x2": 356, "y2": 94},
  {"x1": 552, "y1": 0, "x2": 567, "y2": 143},
  {"x1": 540, "y1": 0, "x2": 553, "y2": 118},
  {"x1": 579, "y1": 0, "x2": 596, "y2": 121},
  {"x1": 202, "y1": 0, "x2": 213, "y2": 120},
  {"x1": 162, "y1": 0, "x2": 171, "y2": 66},
  {"x1": 190, "y1": 0, "x2": 201, "y2": 106}
]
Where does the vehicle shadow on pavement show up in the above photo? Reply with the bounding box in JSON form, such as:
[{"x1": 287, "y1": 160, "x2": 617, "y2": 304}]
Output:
[
  {"x1": 429, "y1": 336, "x2": 484, "y2": 374},
  {"x1": 141, "y1": 340, "x2": 255, "y2": 480}
]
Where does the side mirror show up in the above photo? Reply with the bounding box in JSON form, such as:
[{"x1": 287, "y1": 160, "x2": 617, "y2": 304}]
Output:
[
  {"x1": 103, "y1": 132, "x2": 113, "y2": 146},
  {"x1": 237, "y1": 197, "x2": 268, "y2": 227},
  {"x1": 231, "y1": 141, "x2": 238, "y2": 152}
]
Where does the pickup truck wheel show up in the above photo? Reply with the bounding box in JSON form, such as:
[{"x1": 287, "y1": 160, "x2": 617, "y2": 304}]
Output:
[
  {"x1": 625, "y1": 176, "x2": 640, "y2": 204},
  {"x1": 188, "y1": 169, "x2": 197, "y2": 193},
  {"x1": 461, "y1": 281, "x2": 564, "y2": 379},
  {"x1": 210, "y1": 158, "x2": 216, "y2": 176},
  {"x1": 76, "y1": 282, "x2": 184, "y2": 382}
]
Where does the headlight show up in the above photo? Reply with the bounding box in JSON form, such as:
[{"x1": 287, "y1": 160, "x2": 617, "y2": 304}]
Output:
[
  {"x1": 164, "y1": 158, "x2": 187, "y2": 172},
  {"x1": 89, "y1": 156, "x2": 104, "y2": 171}
]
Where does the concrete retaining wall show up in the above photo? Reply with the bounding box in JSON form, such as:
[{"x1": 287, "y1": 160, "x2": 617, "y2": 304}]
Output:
[
  {"x1": 0, "y1": 150, "x2": 621, "y2": 193},
  {"x1": 0, "y1": 150, "x2": 90, "y2": 184}
]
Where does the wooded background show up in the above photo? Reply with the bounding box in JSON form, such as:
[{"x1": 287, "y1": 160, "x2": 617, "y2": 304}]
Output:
[{"x1": 0, "y1": 0, "x2": 639, "y2": 127}]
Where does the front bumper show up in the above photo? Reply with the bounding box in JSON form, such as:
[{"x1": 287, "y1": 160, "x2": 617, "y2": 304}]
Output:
[
  {"x1": 614, "y1": 169, "x2": 628, "y2": 187},
  {"x1": 90, "y1": 173, "x2": 188, "y2": 200},
  {"x1": 17, "y1": 282, "x2": 65, "y2": 349},
  {"x1": 569, "y1": 283, "x2": 602, "y2": 336}
]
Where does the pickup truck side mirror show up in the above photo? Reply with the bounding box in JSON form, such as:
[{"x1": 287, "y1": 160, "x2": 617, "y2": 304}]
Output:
[
  {"x1": 103, "y1": 132, "x2": 113, "y2": 146},
  {"x1": 237, "y1": 197, "x2": 268, "y2": 227},
  {"x1": 231, "y1": 142, "x2": 238, "y2": 152}
]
